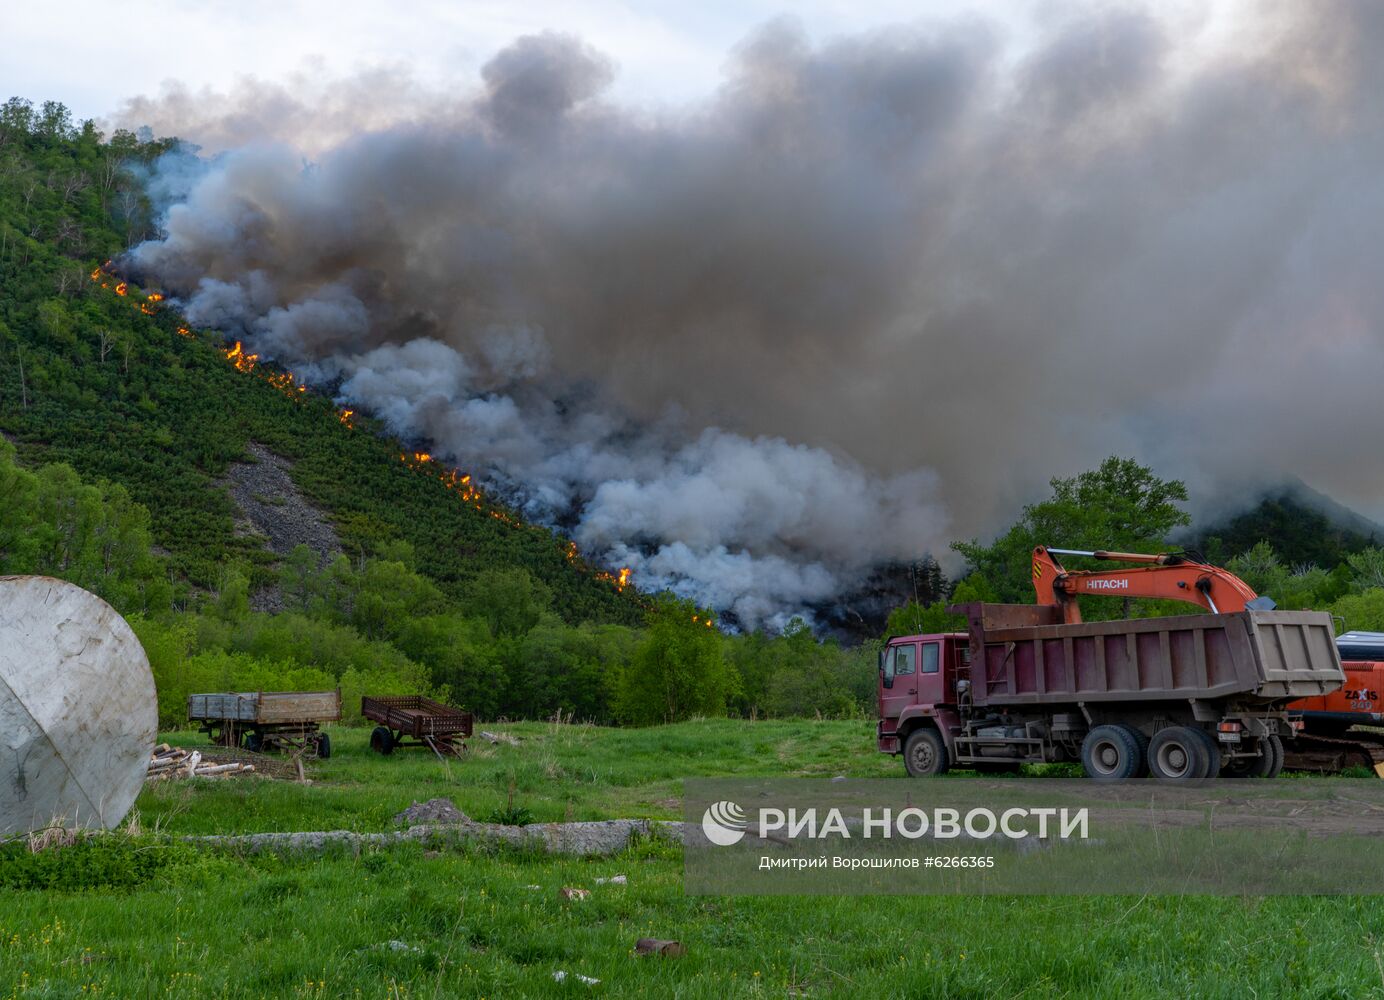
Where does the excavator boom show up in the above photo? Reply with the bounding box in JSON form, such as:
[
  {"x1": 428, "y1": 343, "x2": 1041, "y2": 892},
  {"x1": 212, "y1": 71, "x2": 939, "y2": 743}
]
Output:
[{"x1": 1032, "y1": 545, "x2": 1271, "y2": 624}]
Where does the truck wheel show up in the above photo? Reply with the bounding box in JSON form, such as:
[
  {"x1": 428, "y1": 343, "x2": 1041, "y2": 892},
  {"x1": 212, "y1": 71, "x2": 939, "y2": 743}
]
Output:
[
  {"x1": 1223, "y1": 733, "x2": 1282, "y2": 778},
  {"x1": 1262, "y1": 733, "x2": 1284, "y2": 778},
  {"x1": 1081, "y1": 725, "x2": 1142, "y2": 781},
  {"x1": 1188, "y1": 727, "x2": 1221, "y2": 778},
  {"x1": 1129, "y1": 728, "x2": 1151, "y2": 777},
  {"x1": 1148, "y1": 726, "x2": 1213, "y2": 782},
  {"x1": 370, "y1": 726, "x2": 395, "y2": 755},
  {"x1": 903, "y1": 729, "x2": 949, "y2": 777}
]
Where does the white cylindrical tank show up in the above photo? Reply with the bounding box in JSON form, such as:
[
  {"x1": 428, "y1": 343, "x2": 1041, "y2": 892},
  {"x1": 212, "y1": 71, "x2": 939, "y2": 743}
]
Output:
[{"x1": 0, "y1": 576, "x2": 157, "y2": 836}]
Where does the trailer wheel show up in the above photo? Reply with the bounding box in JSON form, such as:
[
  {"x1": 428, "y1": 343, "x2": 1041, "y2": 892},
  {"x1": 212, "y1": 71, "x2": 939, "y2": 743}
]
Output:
[
  {"x1": 315, "y1": 733, "x2": 332, "y2": 760},
  {"x1": 370, "y1": 726, "x2": 395, "y2": 755},
  {"x1": 903, "y1": 728, "x2": 949, "y2": 777},
  {"x1": 1148, "y1": 726, "x2": 1213, "y2": 782},
  {"x1": 244, "y1": 732, "x2": 263, "y2": 753},
  {"x1": 1081, "y1": 725, "x2": 1142, "y2": 781}
]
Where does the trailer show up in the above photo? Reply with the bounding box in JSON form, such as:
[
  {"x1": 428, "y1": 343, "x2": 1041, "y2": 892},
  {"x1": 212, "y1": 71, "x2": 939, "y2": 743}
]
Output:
[
  {"x1": 362, "y1": 695, "x2": 474, "y2": 759},
  {"x1": 878, "y1": 601, "x2": 1344, "y2": 781},
  {"x1": 187, "y1": 689, "x2": 340, "y2": 758}
]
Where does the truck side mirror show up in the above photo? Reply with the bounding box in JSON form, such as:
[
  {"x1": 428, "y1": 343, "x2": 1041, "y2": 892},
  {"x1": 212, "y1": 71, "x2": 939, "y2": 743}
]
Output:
[{"x1": 880, "y1": 648, "x2": 895, "y2": 689}]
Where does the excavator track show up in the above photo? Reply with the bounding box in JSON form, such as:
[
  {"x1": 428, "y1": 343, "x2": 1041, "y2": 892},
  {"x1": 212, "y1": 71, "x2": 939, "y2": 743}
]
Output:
[{"x1": 1283, "y1": 731, "x2": 1384, "y2": 775}]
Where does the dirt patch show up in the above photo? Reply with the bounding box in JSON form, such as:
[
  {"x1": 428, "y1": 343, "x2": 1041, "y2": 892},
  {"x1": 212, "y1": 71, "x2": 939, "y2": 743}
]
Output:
[{"x1": 223, "y1": 442, "x2": 341, "y2": 611}]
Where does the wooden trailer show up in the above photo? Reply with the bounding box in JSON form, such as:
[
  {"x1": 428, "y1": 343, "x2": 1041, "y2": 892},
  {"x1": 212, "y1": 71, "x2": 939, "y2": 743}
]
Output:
[
  {"x1": 362, "y1": 695, "x2": 474, "y2": 758},
  {"x1": 187, "y1": 689, "x2": 340, "y2": 758}
]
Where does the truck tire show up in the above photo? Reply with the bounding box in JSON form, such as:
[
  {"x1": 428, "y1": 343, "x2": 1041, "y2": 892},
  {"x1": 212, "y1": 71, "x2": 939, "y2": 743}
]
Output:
[
  {"x1": 1188, "y1": 727, "x2": 1221, "y2": 778},
  {"x1": 903, "y1": 728, "x2": 949, "y2": 777},
  {"x1": 370, "y1": 726, "x2": 395, "y2": 755},
  {"x1": 1262, "y1": 733, "x2": 1284, "y2": 778},
  {"x1": 1081, "y1": 725, "x2": 1142, "y2": 781},
  {"x1": 1148, "y1": 726, "x2": 1213, "y2": 782},
  {"x1": 1223, "y1": 733, "x2": 1282, "y2": 778}
]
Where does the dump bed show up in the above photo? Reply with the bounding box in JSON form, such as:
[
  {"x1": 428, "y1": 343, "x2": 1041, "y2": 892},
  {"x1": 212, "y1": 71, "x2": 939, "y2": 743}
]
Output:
[
  {"x1": 187, "y1": 690, "x2": 342, "y2": 724},
  {"x1": 950, "y1": 603, "x2": 1344, "y2": 707}
]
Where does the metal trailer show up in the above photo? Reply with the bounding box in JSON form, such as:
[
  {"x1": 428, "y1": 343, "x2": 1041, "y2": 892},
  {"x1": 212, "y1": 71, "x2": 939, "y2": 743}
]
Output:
[
  {"x1": 187, "y1": 689, "x2": 340, "y2": 758},
  {"x1": 361, "y1": 695, "x2": 474, "y2": 759},
  {"x1": 878, "y1": 603, "x2": 1345, "y2": 780}
]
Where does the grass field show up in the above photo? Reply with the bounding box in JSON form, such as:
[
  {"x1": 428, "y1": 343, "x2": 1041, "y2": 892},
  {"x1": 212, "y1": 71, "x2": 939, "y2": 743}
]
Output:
[{"x1": 4, "y1": 719, "x2": 1384, "y2": 998}]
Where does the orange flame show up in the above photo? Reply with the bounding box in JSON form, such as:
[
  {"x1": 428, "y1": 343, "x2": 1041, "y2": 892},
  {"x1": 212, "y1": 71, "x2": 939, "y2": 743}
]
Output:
[
  {"x1": 114, "y1": 282, "x2": 127, "y2": 297},
  {"x1": 224, "y1": 341, "x2": 259, "y2": 372}
]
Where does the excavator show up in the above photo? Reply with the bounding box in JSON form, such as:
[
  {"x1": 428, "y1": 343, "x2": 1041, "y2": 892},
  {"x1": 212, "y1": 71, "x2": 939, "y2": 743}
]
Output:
[{"x1": 1032, "y1": 545, "x2": 1384, "y2": 774}]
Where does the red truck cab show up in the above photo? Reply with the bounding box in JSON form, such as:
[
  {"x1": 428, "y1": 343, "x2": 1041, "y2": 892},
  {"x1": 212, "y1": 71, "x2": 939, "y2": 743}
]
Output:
[{"x1": 876, "y1": 633, "x2": 968, "y2": 758}]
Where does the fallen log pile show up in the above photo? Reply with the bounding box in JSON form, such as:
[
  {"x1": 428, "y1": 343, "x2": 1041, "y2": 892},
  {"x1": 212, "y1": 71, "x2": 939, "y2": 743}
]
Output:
[{"x1": 147, "y1": 744, "x2": 256, "y2": 781}]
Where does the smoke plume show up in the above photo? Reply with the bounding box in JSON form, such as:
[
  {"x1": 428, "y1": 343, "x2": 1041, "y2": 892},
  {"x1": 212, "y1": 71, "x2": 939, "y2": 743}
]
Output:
[{"x1": 124, "y1": 3, "x2": 1384, "y2": 628}]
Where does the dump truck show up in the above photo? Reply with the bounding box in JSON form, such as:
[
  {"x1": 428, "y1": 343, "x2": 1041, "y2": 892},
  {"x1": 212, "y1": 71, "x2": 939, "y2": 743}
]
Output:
[{"x1": 877, "y1": 546, "x2": 1346, "y2": 781}]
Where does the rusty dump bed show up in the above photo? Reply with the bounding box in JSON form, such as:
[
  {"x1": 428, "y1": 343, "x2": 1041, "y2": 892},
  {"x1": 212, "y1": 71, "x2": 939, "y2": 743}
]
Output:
[
  {"x1": 951, "y1": 603, "x2": 1344, "y2": 707},
  {"x1": 187, "y1": 690, "x2": 342, "y2": 724},
  {"x1": 361, "y1": 695, "x2": 474, "y2": 738}
]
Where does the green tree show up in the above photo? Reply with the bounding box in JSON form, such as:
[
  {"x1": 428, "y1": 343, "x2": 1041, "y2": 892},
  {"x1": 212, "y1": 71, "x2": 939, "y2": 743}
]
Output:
[
  {"x1": 464, "y1": 567, "x2": 551, "y2": 639},
  {"x1": 1331, "y1": 589, "x2": 1384, "y2": 632},
  {"x1": 1347, "y1": 548, "x2": 1384, "y2": 593},
  {"x1": 953, "y1": 457, "x2": 1190, "y2": 610},
  {"x1": 617, "y1": 597, "x2": 731, "y2": 725}
]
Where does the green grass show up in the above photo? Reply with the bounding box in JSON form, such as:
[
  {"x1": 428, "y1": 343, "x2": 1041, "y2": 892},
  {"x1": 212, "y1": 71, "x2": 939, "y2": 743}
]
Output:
[
  {"x1": 5, "y1": 720, "x2": 1384, "y2": 998},
  {"x1": 140, "y1": 719, "x2": 898, "y2": 835}
]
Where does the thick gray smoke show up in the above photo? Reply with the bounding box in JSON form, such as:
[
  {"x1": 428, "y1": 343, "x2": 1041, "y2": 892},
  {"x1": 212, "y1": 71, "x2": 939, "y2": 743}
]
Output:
[{"x1": 126, "y1": 3, "x2": 1384, "y2": 627}]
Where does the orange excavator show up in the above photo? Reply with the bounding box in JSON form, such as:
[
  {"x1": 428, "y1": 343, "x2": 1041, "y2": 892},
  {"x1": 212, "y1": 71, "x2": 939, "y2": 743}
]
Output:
[{"x1": 1032, "y1": 545, "x2": 1384, "y2": 773}]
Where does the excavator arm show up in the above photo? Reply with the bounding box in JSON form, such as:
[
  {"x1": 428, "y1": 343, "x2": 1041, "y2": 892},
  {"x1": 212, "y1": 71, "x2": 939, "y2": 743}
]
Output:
[{"x1": 1031, "y1": 545, "x2": 1274, "y2": 624}]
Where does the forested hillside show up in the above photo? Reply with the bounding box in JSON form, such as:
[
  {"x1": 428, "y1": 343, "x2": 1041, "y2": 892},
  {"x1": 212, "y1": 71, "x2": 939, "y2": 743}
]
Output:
[
  {"x1": 0, "y1": 99, "x2": 877, "y2": 727},
  {"x1": 0, "y1": 98, "x2": 642, "y2": 622}
]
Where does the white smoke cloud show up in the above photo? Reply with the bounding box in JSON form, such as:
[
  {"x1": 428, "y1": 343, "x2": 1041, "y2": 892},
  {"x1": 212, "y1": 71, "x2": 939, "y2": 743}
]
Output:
[{"x1": 123, "y1": 2, "x2": 1384, "y2": 627}]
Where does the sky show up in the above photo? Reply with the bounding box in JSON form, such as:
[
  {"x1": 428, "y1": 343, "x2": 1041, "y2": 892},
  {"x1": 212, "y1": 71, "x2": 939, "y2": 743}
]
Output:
[{"x1": 10, "y1": 0, "x2": 1037, "y2": 123}]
